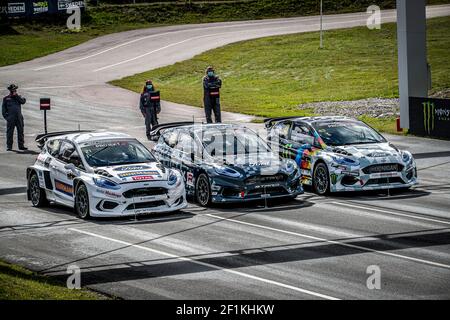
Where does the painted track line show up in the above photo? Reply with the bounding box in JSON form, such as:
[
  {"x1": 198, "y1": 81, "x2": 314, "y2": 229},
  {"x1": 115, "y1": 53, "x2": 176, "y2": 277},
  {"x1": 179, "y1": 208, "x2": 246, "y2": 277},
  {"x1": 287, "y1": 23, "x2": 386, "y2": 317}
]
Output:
[
  {"x1": 31, "y1": 14, "x2": 343, "y2": 71},
  {"x1": 93, "y1": 19, "x2": 375, "y2": 72},
  {"x1": 204, "y1": 214, "x2": 450, "y2": 270},
  {"x1": 332, "y1": 201, "x2": 450, "y2": 226},
  {"x1": 93, "y1": 33, "x2": 227, "y2": 72},
  {"x1": 69, "y1": 227, "x2": 339, "y2": 300}
]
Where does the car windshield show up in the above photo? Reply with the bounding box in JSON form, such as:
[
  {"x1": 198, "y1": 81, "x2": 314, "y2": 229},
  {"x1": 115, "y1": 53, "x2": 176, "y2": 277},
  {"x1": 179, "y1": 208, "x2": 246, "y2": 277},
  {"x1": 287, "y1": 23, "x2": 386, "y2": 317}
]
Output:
[
  {"x1": 199, "y1": 127, "x2": 271, "y2": 157},
  {"x1": 80, "y1": 139, "x2": 156, "y2": 167},
  {"x1": 312, "y1": 121, "x2": 386, "y2": 146}
]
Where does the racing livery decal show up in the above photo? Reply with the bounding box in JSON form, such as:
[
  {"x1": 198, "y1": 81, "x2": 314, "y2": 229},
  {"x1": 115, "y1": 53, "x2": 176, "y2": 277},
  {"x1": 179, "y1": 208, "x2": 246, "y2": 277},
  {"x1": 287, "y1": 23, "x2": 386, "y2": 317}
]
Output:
[
  {"x1": 54, "y1": 179, "x2": 73, "y2": 196},
  {"x1": 117, "y1": 171, "x2": 161, "y2": 178}
]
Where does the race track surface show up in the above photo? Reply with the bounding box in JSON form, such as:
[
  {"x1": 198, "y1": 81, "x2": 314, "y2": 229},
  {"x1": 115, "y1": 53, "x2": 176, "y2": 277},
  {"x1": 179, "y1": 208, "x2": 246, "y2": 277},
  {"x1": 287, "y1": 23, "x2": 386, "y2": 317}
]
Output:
[{"x1": 0, "y1": 6, "x2": 450, "y2": 299}]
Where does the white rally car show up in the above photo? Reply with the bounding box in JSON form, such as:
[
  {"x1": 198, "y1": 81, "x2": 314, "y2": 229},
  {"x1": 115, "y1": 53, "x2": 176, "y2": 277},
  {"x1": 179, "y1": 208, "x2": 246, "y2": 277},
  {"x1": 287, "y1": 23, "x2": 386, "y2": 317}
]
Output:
[{"x1": 27, "y1": 131, "x2": 187, "y2": 219}]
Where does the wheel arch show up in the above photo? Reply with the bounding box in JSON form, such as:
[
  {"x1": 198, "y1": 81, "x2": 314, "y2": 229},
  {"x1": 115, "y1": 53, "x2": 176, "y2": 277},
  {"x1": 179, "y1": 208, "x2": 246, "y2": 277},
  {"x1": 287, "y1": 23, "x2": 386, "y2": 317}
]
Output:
[
  {"x1": 72, "y1": 178, "x2": 85, "y2": 195},
  {"x1": 26, "y1": 167, "x2": 36, "y2": 200},
  {"x1": 312, "y1": 158, "x2": 328, "y2": 174}
]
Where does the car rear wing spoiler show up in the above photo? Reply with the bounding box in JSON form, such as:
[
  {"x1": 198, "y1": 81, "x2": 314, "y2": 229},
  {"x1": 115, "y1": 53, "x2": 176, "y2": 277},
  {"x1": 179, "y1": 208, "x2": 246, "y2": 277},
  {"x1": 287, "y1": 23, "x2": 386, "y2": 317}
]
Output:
[
  {"x1": 263, "y1": 116, "x2": 305, "y2": 129},
  {"x1": 149, "y1": 122, "x2": 195, "y2": 141},
  {"x1": 35, "y1": 130, "x2": 93, "y2": 149}
]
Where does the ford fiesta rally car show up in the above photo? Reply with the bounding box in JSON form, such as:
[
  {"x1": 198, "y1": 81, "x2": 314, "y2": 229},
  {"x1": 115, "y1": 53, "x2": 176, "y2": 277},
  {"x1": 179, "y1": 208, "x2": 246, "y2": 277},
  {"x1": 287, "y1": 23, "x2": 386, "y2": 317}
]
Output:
[
  {"x1": 150, "y1": 122, "x2": 303, "y2": 206},
  {"x1": 265, "y1": 116, "x2": 417, "y2": 195},
  {"x1": 27, "y1": 131, "x2": 187, "y2": 218}
]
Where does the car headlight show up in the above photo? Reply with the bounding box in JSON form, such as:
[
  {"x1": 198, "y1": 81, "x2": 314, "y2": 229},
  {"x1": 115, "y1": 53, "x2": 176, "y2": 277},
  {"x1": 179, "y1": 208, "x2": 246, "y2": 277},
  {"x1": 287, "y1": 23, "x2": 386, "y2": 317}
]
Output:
[
  {"x1": 283, "y1": 159, "x2": 298, "y2": 175},
  {"x1": 93, "y1": 177, "x2": 120, "y2": 190},
  {"x1": 214, "y1": 166, "x2": 242, "y2": 178},
  {"x1": 401, "y1": 151, "x2": 412, "y2": 163},
  {"x1": 167, "y1": 170, "x2": 179, "y2": 186},
  {"x1": 332, "y1": 156, "x2": 358, "y2": 166}
]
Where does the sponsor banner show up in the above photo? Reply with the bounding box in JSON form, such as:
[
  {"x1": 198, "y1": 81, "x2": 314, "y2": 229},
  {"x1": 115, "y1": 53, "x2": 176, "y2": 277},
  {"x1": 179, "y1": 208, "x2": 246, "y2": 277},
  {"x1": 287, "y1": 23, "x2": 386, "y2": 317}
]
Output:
[
  {"x1": 33, "y1": 1, "x2": 48, "y2": 14},
  {"x1": 8, "y1": 2, "x2": 26, "y2": 14},
  {"x1": 57, "y1": 0, "x2": 84, "y2": 11},
  {"x1": 409, "y1": 97, "x2": 450, "y2": 139},
  {"x1": 2, "y1": 0, "x2": 84, "y2": 17}
]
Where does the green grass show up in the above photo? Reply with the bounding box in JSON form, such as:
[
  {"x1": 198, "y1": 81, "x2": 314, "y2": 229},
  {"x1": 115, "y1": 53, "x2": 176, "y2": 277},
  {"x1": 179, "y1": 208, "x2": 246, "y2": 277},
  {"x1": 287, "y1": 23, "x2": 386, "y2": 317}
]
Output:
[
  {"x1": 0, "y1": 260, "x2": 106, "y2": 300},
  {"x1": 2, "y1": 0, "x2": 449, "y2": 67},
  {"x1": 0, "y1": 22, "x2": 160, "y2": 67},
  {"x1": 111, "y1": 16, "x2": 450, "y2": 135}
]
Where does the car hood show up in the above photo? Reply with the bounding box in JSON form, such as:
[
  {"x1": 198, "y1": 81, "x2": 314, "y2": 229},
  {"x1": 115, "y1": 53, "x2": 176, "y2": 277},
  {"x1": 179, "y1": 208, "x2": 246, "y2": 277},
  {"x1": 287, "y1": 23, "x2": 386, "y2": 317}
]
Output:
[
  {"x1": 331, "y1": 142, "x2": 403, "y2": 162},
  {"x1": 213, "y1": 153, "x2": 290, "y2": 177},
  {"x1": 93, "y1": 162, "x2": 167, "y2": 183}
]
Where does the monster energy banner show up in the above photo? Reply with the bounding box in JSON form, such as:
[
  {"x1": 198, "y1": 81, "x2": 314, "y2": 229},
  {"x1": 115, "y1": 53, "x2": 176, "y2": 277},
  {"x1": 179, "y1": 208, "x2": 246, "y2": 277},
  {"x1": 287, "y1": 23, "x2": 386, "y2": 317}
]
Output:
[
  {"x1": 409, "y1": 97, "x2": 450, "y2": 139},
  {"x1": 1, "y1": 0, "x2": 84, "y2": 17}
]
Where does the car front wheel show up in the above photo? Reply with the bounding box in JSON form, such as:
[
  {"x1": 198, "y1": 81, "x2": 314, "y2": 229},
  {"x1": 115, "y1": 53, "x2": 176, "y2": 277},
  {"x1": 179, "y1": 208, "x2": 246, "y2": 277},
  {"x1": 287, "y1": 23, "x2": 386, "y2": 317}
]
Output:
[
  {"x1": 29, "y1": 172, "x2": 48, "y2": 207},
  {"x1": 313, "y1": 162, "x2": 330, "y2": 195},
  {"x1": 196, "y1": 173, "x2": 211, "y2": 207},
  {"x1": 75, "y1": 184, "x2": 91, "y2": 219}
]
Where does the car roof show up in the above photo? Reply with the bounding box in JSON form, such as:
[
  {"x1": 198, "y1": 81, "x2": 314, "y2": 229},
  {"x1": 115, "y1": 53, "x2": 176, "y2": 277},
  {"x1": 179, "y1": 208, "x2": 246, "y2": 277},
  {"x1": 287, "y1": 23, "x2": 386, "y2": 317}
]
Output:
[
  {"x1": 165, "y1": 123, "x2": 245, "y2": 133},
  {"x1": 283, "y1": 116, "x2": 357, "y2": 124},
  {"x1": 47, "y1": 131, "x2": 133, "y2": 144}
]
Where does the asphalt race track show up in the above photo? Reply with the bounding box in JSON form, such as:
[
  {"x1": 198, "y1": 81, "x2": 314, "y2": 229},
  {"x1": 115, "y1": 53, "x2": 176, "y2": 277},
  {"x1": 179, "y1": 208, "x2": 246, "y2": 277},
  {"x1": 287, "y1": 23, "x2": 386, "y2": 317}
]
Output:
[{"x1": 1, "y1": 6, "x2": 450, "y2": 299}]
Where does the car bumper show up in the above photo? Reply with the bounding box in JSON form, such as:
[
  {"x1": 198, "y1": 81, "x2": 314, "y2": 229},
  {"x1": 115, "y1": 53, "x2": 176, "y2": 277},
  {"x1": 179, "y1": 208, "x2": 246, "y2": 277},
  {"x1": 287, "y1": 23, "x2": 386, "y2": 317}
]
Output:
[
  {"x1": 210, "y1": 176, "x2": 304, "y2": 203},
  {"x1": 330, "y1": 165, "x2": 418, "y2": 192},
  {"x1": 87, "y1": 180, "x2": 187, "y2": 217}
]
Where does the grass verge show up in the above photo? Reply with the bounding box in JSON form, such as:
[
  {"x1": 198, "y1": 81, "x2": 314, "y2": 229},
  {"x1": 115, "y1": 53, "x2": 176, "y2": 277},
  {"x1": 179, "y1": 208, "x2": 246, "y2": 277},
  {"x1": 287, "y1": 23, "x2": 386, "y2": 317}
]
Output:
[
  {"x1": 111, "y1": 16, "x2": 450, "y2": 135},
  {"x1": 0, "y1": 260, "x2": 106, "y2": 300}
]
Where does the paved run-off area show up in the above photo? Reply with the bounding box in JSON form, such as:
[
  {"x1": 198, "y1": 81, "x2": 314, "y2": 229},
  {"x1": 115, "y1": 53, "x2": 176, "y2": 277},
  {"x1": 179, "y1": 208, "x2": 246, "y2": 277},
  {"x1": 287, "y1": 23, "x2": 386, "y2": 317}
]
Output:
[{"x1": 0, "y1": 7, "x2": 450, "y2": 299}]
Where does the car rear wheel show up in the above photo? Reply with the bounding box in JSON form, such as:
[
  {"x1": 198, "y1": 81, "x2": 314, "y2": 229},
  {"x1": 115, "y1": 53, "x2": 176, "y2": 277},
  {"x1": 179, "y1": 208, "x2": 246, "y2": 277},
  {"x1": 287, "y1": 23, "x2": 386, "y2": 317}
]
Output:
[
  {"x1": 75, "y1": 184, "x2": 91, "y2": 219},
  {"x1": 313, "y1": 163, "x2": 330, "y2": 195},
  {"x1": 29, "y1": 172, "x2": 48, "y2": 207},
  {"x1": 196, "y1": 173, "x2": 211, "y2": 207}
]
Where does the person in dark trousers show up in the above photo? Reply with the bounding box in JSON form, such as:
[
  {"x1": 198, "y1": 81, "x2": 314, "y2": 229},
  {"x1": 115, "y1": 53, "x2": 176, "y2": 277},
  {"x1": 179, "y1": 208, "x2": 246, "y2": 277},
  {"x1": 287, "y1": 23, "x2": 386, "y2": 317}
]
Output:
[
  {"x1": 140, "y1": 80, "x2": 161, "y2": 140},
  {"x1": 2, "y1": 84, "x2": 27, "y2": 151},
  {"x1": 203, "y1": 66, "x2": 222, "y2": 123}
]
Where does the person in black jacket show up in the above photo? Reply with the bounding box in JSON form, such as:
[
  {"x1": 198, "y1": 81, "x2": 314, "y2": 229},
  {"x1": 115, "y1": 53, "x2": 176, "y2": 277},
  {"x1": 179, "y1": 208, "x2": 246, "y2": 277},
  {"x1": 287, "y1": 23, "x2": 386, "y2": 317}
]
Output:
[
  {"x1": 140, "y1": 80, "x2": 161, "y2": 140},
  {"x1": 203, "y1": 66, "x2": 222, "y2": 123},
  {"x1": 2, "y1": 84, "x2": 27, "y2": 151}
]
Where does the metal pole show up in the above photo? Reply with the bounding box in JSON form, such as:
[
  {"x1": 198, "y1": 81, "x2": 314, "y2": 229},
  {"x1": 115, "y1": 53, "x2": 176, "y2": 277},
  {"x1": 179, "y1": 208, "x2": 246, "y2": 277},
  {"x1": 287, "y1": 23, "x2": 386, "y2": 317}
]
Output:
[
  {"x1": 44, "y1": 110, "x2": 47, "y2": 134},
  {"x1": 319, "y1": 0, "x2": 323, "y2": 48}
]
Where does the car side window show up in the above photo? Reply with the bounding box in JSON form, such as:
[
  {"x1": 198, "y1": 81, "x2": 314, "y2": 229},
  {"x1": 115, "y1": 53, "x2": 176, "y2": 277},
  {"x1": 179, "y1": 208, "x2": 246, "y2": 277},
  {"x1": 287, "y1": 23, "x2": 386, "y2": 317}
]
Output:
[
  {"x1": 273, "y1": 121, "x2": 291, "y2": 139},
  {"x1": 290, "y1": 122, "x2": 315, "y2": 145},
  {"x1": 58, "y1": 141, "x2": 76, "y2": 163},
  {"x1": 163, "y1": 130, "x2": 178, "y2": 149},
  {"x1": 47, "y1": 139, "x2": 61, "y2": 157},
  {"x1": 175, "y1": 132, "x2": 195, "y2": 153}
]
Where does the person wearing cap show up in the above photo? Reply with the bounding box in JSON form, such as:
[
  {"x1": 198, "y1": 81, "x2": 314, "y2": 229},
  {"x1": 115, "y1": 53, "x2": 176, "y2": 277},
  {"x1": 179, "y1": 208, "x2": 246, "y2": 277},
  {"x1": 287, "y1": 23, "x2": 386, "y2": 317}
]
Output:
[
  {"x1": 2, "y1": 84, "x2": 27, "y2": 151},
  {"x1": 203, "y1": 66, "x2": 222, "y2": 123},
  {"x1": 139, "y1": 80, "x2": 161, "y2": 140}
]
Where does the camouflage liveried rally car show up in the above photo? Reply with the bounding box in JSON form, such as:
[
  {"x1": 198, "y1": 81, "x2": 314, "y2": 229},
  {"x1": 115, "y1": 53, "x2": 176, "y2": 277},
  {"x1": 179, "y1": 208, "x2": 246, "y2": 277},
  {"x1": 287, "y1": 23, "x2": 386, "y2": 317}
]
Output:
[
  {"x1": 265, "y1": 116, "x2": 418, "y2": 195},
  {"x1": 150, "y1": 122, "x2": 303, "y2": 206}
]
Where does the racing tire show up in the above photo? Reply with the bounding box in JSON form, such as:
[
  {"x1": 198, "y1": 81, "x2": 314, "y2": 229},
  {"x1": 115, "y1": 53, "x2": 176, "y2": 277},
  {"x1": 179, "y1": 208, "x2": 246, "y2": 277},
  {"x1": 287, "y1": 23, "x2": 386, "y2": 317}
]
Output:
[
  {"x1": 75, "y1": 184, "x2": 91, "y2": 219},
  {"x1": 28, "y1": 172, "x2": 48, "y2": 207},
  {"x1": 195, "y1": 173, "x2": 212, "y2": 207},
  {"x1": 313, "y1": 162, "x2": 330, "y2": 195}
]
